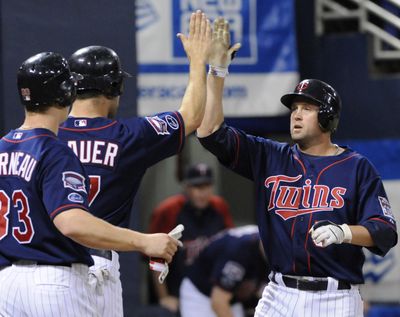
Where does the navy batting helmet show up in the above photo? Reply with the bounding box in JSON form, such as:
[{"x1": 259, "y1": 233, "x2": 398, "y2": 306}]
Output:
[
  {"x1": 17, "y1": 52, "x2": 80, "y2": 108},
  {"x1": 280, "y1": 79, "x2": 342, "y2": 133},
  {"x1": 68, "y1": 46, "x2": 131, "y2": 97}
]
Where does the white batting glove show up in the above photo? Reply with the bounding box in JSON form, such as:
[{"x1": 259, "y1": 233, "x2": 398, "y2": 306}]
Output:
[
  {"x1": 309, "y1": 221, "x2": 352, "y2": 247},
  {"x1": 149, "y1": 224, "x2": 185, "y2": 284},
  {"x1": 208, "y1": 17, "x2": 241, "y2": 77}
]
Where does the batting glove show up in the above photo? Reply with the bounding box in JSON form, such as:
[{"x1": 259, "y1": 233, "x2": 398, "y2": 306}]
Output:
[
  {"x1": 309, "y1": 220, "x2": 352, "y2": 247},
  {"x1": 208, "y1": 17, "x2": 241, "y2": 77},
  {"x1": 149, "y1": 224, "x2": 184, "y2": 284}
]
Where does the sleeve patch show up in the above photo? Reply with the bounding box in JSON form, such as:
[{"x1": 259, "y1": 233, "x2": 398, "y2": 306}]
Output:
[
  {"x1": 145, "y1": 116, "x2": 170, "y2": 135},
  {"x1": 378, "y1": 196, "x2": 394, "y2": 219},
  {"x1": 62, "y1": 171, "x2": 87, "y2": 193},
  {"x1": 67, "y1": 192, "x2": 84, "y2": 203},
  {"x1": 220, "y1": 261, "x2": 245, "y2": 288},
  {"x1": 165, "y1": 115, "x2": 179, "y2": 130}
]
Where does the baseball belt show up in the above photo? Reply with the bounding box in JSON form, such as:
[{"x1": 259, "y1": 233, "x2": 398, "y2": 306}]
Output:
[
  {"x1": 88, "y1": 249, "x2": 112, "y2": 261},
  {"x1": 271, "y1": 272, "x2": 351, "y2": 291}
]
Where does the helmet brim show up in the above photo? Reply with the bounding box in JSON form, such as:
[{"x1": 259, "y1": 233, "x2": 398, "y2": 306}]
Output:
[
  {"x1": 280, "y1": 93, "x2": 323, "y2": 109},
  {"x1": 122, "y1": 70, "x2": 132, "y2": 78}
]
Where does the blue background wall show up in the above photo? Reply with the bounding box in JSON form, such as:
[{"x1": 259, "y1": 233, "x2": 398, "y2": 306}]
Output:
[{"x1": 0, "y1": 1, "x2": 140, "y2": 314}]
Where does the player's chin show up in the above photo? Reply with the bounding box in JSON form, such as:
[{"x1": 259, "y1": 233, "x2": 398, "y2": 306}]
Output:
[{"x1": 290, "y1": 131, "x2": 303, "y2": 141}]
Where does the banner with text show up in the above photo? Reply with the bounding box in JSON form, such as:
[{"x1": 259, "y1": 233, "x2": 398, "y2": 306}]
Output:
[{"x1": 136, "y1": 0, "x2": 298, "y2": 117}]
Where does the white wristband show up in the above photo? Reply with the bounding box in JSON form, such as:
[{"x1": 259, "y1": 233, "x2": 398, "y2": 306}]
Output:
[
  {"x1": 340, "y1": 224, "x2": 352, "y2": 243},
  {"x1": 208, "y1": 65, "x2": 229, "y2": 78}
]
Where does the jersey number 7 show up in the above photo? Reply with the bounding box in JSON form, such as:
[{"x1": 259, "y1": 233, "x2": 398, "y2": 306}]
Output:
[{"x1": 88, "y1": 175, "x2": 101, "y2": 207}]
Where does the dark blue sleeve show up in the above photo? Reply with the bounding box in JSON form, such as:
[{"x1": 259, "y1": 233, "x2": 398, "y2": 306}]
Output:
[
  {"x1": 356, "y1": 158, "x2": 397, "y2": 256},
  {"x1": 198, "y1": 123, "x2": 279, "y2": 181},
  {"x1": 38, "y1": 144, "x2": 90, "y2": 220},
  {"x1": 136, "y1": 111, "x2": 185, "y2": 168},
  {"x1": 212, "y1": 250, "x2": 248, "y2": 292}
]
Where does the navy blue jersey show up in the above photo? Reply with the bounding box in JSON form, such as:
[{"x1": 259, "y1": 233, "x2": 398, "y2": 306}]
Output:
[
  {"x1": 59, "y1": 112, "x2": 185, "y2": 227},
  {"x1": 199, "y1": 124, "x2": 397, "y2": 284},
  {"x1": 187, "y1": 226, "x2": 267, "y2": 299},
  {"x1": 0, "y1": 128, "x2": 93, "y2": 266}
]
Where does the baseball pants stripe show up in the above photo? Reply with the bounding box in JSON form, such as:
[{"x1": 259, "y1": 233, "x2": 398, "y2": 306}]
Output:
[
  {"x1": 0, "y1": 262, "x2": 99, "y2": 317},
  {"x1": 89, "y1": 251, "x2": 123, "y2": 317},
  {"x1": 254, "y1": 280, "x2": 363, "y2": 317}
]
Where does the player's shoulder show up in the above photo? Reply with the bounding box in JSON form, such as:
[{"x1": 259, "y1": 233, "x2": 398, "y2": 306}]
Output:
[
  {"x1": 227, "y1": 124, "x2": 291, "y2": 151},
  {"x1": 209, "y1": 195, "x2": 229, "y2": 208},
  {"x1": 60, "y1": 117, "x2": 120, "y2": 133}
]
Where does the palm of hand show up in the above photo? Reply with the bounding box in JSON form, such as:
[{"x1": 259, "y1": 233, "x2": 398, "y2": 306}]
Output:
[{"x1": 209, "y1": 38, "x2": 230, "y2": 67}]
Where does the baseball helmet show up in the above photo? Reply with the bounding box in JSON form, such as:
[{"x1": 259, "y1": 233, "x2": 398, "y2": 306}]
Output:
[
  {"x1": 280, "y1": 79, "x2": 342, "y2": 132},
  {"x1": 17, "y1": 52, "x2": 80, "y2": 108},
  {"x1": 68, "y1": 46, "x2": 131, "y2": 97}
]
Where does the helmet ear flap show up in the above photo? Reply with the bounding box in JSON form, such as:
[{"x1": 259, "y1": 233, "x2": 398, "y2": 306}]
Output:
[{"x1": 57, "y1": 77, "x2": 77, "y2": 107}]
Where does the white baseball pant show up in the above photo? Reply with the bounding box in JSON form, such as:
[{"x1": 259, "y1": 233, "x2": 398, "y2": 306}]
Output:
[
  {"x1": 0, "y1": 261, "x2": 98, "y2": 317},
  {"x1": 89, "y1": 251, "x2": 123, "y2": 317},
  {"x1": 255, "y1": 272, "x2": 363, "y2": 317},
  {"x1": 180, "y1": 277, "x2": 245, "y2": 317}
]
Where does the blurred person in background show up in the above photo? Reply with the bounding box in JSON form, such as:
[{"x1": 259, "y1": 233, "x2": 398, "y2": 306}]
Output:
[
  {"x1": 180, "y1": 225, "x2": 268, "y2": 317},
  {"x1": 148, "y1": 163, "x2": 234, "y2": 315}
]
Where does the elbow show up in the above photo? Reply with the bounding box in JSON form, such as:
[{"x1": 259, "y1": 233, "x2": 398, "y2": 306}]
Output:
[
  {"x1": 53, "y1": 212, "x2": 86, "y2": 242},
  {"x1": 57, "y1": 221, "x2": 84, "y2": 241}
]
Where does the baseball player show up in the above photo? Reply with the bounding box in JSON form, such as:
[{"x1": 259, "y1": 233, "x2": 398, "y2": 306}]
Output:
[
  {"x1": 57, "y1": 10, "x2": 212, "y2": 316},
  {"x1": 180, "y1": 225, "x2": 268, "y2": 317},
  {"x1": 0, "y1": 52, "x2": 180, "y2": 317},
  {"x1": 196, "y1": 18, "x2": 398, "y2": 317},
  {"x1": 148, "y1": 163, "x2": 234, "y2": 314}
]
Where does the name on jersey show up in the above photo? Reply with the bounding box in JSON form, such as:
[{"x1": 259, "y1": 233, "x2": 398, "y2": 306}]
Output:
[
  {"x1": 265, "y1": 174, "x2": 346, "y2": 220},
  {"x1": 67, "y1": 140, "x2": 119, "y2": 167},
  {"x1": 0, "y1": 152, "x2": 37, "y2": 182}
]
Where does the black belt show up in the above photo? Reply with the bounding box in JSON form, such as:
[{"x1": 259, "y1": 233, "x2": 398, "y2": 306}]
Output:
[
  {"x1": 271, "y1": 273, "x2": 351, "y2": 291},
  {"x1": 89, "y1": 249, "x2": 112, "y2": 260}
]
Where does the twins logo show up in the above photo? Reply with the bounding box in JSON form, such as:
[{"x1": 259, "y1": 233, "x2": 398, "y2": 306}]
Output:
[
  {"x1": 264, "y1": 174, "x2": 346, "y2": 220},
  {"x1": 62, "y1": 171, "x2": 87, "y2": 193},
  {"x1": 145, "y1": 116, "x2": 170, "y2": 135}
]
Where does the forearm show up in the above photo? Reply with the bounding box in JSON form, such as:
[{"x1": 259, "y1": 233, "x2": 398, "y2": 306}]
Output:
[
  {"x1": 210, "y1": 286, "x2": 234, "y2": 317},
  {"x1": 54, "y1": 209, "x2": 146, "y2": 251},
  {"x1": 211, "y1": 300, "x2": 234, "y2": 317},
  {"x1": 348, "y1": 225, "x2": 374, "y2": 247},
  {"x1": 197, "y1": 74, "x2": 225, "y2": 137},
  {"x1": 179, "y1": 61, "x2": 207, "y2": 136}
]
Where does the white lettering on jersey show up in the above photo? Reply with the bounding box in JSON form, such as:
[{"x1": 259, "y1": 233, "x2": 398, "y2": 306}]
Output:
[
  {"x1": 264, "y1": 174, "x2": 347, "y2": 220},
  {"x1": 0, "y1": 152, "x2": 37, "y2": 181},
  {"x1": 67, "y1": 140, "x2": 119, "y2": 167}
]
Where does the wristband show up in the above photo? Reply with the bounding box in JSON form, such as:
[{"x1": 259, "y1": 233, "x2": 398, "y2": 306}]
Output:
[
  {"x1": 339, "y1": 224, "x2": 352, "y2": 243},
  {"x1": 208, "y1": 65, "x2": 229, "y2": 78}
]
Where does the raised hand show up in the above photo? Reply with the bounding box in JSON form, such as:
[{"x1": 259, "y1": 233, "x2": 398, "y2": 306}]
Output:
[
  {"x1": 209, "y1": 17, "x2": 241, "y2": 68},
  {"x1": 177, "y1": 10, "x2": 212, "y2": 64}
]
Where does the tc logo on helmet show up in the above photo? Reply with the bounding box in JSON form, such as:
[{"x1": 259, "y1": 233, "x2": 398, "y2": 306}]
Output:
[
  {"x1": 20, "y1": 88, "x2": 31, "y2": 101},
  {"x1": 296, "y1": 81, "x2": 310, "y2": 92}
]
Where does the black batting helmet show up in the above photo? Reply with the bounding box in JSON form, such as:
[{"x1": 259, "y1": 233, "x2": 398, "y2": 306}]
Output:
[
  {"x1": 68, "y1": 46, "x2": 131, "y2": 97},
  {"x1": 17, "y1": 52, "x2": 80, "y2": 108},
  {"x1": 281, "y1": 79, "x2": 342, "y2": 132}
]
